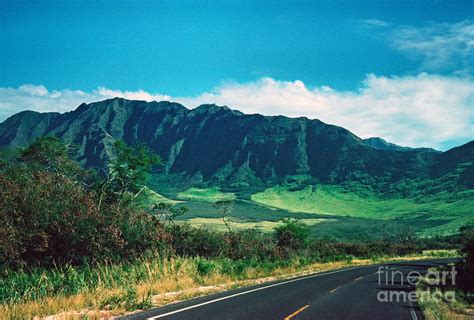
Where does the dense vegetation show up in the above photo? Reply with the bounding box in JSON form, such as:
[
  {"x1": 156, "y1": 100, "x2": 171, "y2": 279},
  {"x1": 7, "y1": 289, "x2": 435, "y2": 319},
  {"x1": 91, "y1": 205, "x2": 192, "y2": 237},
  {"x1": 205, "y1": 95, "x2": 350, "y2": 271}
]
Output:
[
  {"x1": 1, "y1": 98, "x2": 472, "y2": 238},
  {"x1": 416, "y1": 225, "x2": 474, "y2": 319},
  {"x1": 458, "y1": 224, "x2": 474, "y2": 292},
  {"x1": 0, "y1": 137, "x2": 469, "y2": 318},
  {"x1": 0, "y1": 137, "x2": 430, "y2": 270},
  {"x1": 0, "y1": 137, "x2": 164, "y2": 267}
]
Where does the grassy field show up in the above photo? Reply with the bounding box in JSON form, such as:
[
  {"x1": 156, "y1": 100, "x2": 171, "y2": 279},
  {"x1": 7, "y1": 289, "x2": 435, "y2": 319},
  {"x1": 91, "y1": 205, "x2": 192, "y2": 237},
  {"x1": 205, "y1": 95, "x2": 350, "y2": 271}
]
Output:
[
  {"x1": 136, "y1": 187, "x2": 181, "y2": 207},
  {"x1": 185, "y1": 217, "x2": 332, "y2": 232},
  {"x1": 177, "y1": 187, "x2": 236, "y2": 202},
  {"x1": 143, "y1": 184, "x2": 473, "y2": 239},
  {"x1": 171, "y1": 200, "x2": 410, "y2": 240},
  {"x1": 250, "y1": 185, "x2": 474, "y2": 236}
]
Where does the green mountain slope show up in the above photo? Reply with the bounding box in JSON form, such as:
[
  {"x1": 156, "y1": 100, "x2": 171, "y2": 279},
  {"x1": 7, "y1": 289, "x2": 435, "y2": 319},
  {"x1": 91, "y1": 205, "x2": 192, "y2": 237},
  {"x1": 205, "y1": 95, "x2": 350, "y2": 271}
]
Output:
[
  {"x1": 0, "y1": 98, "x2": 452, "y2": 188},
  {"x1": 0, "y1": 98, "x2": 472, "y2": 236}
]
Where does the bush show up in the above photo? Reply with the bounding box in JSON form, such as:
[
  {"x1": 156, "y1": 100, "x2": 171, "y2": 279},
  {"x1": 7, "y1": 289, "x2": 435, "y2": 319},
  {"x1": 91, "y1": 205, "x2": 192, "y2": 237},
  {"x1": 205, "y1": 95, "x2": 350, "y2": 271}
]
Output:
[
  {"x1": 166, "y1": 225, "x2": 282, "y2": 261},
  {"x1": 0, "y1": 137, "x2": 169, "y2": 267},
  {"x1": 458, "y1": 224, "x2": 474, "y2": 292},
  {"x1": 167, "y1": 224, "x2": 225, "y2": 258},
  {"x1": 222, "y1": 229, "x2": 281, "y2": 260},
  {"x1": 308, "y1": 240, "x2": 420, "y2": 261},
  {"x1": 0, "y1": 165, "x2": 172, "y2": 267},
  {"x1": 196, "y1": 258, "x2": 216, "y2": 276},
  {"x1": 273, "y1": 218, "x2": 310, "y2": 254}
]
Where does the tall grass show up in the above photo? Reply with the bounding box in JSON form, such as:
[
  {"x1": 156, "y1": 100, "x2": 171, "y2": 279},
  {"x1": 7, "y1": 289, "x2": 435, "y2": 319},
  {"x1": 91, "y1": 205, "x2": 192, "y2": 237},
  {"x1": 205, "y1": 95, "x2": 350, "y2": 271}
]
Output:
[
  {"x1": 1, "y1": 251, "x2": 459, "y2": 319},
  {"x1": 0, "y1": 254, "x2": 329, "y2": 305},
  {"x1": 0, "y1": 254, "x2": 354, "y2": 318}
]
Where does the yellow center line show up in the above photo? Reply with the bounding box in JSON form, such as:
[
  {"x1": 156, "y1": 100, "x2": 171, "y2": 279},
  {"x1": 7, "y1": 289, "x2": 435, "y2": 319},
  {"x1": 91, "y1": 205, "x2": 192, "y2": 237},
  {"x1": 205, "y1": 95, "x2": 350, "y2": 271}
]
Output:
[
  {"x1": 284, "y1": 304, "x2": 310, "y2": 320},
  {"x1": 354, "y1": 277, "x2": 363, "y2": 282},
  {"x1": 329, "y1": 286, "x2": 340, "y2": 293}
]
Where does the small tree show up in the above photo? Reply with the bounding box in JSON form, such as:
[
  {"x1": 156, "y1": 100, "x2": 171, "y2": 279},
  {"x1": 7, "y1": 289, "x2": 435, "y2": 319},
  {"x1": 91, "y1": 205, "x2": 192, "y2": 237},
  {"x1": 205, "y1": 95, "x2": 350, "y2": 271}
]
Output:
[
  {"x1": 213, "y1": 200, "x2": 234, "y2": 231},
  {"x1": 98, "y1": 140, "x2": 160, "y2": 209},
  {"x1": 19, "y1": 136, "x2": 83, "y2": 178},
  {"x1": 274, "y1": 218, "x2": 310, "y2": 252},
  {"x1": 385, "y1": 225, "x2": 418, "y2": 245},
  {"x1": 151, "y1": 202, "x2": 188, "y2": 224}
]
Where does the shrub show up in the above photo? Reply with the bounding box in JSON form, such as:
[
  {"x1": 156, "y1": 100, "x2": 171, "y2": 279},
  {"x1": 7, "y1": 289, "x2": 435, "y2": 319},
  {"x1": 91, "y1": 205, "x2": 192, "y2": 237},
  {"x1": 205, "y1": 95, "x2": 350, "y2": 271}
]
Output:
[
  {"x1": 0, "y1": 137, "x2": 169, "y2": 267},
  {"x1": 196, "y1": 258, "x2": 216, "y2": 276},
  {"x1": 222, "y1": 229, "x2": 281, "y2": 260},
  {"x1": 167, "y1": 224, "x2": 225, "y2": 258},
  {"x1": 458, "y1": 224, "x2": 474, "y2": 292},
  {"x1": 274, "y1": 218, "x2": 310, "y2": 253}
]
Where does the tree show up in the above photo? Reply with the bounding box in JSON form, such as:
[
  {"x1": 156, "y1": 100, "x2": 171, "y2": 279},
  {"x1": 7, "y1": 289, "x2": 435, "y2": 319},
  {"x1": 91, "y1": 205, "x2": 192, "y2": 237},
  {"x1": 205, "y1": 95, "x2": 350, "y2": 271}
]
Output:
[
  {"x1": 150, "y1": 202, "x2": 188, "y2": 224},
  {"x1": 98, "y1": 140, "x2": 160, "y2": 209},
  {"x1": 274, "y1": 218, "x2": 310, "y2": 252},
  {"x1": 213, "y1": 200, "x2": 234, "y2": 231},
  {"x1": 19, "y1": 136, "x2": 83, "y2": 179},
  {"x1": 384, "y1": 225, "x2": 418, "y2": 245},
  {"x1": 0, "y1": 138, "x2": 169, "y2": 267}
]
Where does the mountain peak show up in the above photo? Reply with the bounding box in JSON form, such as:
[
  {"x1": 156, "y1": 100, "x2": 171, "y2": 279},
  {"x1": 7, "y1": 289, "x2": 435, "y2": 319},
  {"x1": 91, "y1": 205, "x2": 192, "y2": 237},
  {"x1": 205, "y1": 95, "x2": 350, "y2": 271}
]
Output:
[
  {"x1": 362, "y1": 137, "x2": 439, "y2": 152},
  {"x1": 194, "y1": 103, "x2": 230, "y2": 112}
]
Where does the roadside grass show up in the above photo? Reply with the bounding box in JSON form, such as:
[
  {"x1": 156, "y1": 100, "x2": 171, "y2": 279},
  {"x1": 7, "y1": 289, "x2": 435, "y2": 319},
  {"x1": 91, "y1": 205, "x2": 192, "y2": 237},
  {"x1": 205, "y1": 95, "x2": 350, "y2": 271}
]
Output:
[
  {"x1": 416, "y1": 267, "x2": 474, "y2": 320},
  {"x1": 0, "y1": 252, "x2": 460, "y2": 319},
  {"x1": 422, "y1": 250, "x2": 460, "y2": 258}
]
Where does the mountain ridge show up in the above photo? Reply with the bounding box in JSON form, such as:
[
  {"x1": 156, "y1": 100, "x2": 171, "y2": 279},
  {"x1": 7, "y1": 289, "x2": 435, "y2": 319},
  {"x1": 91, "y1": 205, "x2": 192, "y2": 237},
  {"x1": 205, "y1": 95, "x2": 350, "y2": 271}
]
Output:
[{"x1": 0, "y1": 98, "x2": 472, "y2": 194}]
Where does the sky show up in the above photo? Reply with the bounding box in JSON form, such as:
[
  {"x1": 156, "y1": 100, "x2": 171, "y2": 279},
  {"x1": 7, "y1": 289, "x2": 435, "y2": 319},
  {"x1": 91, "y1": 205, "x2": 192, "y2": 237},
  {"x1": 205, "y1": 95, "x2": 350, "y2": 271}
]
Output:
[{"x1": 0, "y1": 0, "x2": 473, "y2": 150}]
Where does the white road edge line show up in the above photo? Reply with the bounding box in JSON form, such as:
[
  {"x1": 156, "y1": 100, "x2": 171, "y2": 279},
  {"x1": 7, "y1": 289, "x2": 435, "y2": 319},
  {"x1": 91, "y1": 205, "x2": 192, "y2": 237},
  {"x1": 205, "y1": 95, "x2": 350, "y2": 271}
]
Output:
[
  {"x1": 408, "y1": 299, "x2": 418, "y2": 320},
  {"x1": 146, "y1": 266, "x2": 367, "y2": 319}
]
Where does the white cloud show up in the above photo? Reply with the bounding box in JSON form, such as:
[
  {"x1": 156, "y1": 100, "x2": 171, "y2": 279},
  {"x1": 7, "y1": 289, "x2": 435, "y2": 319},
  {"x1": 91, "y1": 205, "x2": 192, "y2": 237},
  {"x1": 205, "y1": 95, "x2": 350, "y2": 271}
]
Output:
[
  {"x1": 95, "y1": 87, "x2": 171, "y2": 102},
  {"x1": 0, "y1": 85, "x2": 170, "y2": 121},
  {"x1": 178, "y1": 75, "x2": 473, "y2": 150},
  {"x1": 1, "y1": 74, "x2": 473, "y2": 150},
  {"x1": 394, "y1": 20, "x2": 474, "y2": 73},
  {"x1": 19, "y1": 84, "x2": 49, "y2": 96},
  {"x1": 359, "y1": 19, "x2": 391, "y2": 28},
  {"x1": 363, "y1": 20, "x2": 474, "y2": 74}
]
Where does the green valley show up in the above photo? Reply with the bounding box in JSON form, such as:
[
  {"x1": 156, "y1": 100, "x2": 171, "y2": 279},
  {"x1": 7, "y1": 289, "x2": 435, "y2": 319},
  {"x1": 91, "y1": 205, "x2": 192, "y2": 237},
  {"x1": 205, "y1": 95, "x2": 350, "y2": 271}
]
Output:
[{"x1": 1, "y1": 98, "x2": 470, "y2": 240}]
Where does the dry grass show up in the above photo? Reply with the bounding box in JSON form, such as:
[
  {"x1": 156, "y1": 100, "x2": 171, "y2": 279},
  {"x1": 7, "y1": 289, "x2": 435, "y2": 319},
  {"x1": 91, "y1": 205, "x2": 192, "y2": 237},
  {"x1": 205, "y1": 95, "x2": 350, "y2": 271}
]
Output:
[
  {"x1": 1, "y1": 252, "x2": 459, "y2": 320},
  {"x1": 417, "y1": 266, "x2": 474, "y2": 320}
]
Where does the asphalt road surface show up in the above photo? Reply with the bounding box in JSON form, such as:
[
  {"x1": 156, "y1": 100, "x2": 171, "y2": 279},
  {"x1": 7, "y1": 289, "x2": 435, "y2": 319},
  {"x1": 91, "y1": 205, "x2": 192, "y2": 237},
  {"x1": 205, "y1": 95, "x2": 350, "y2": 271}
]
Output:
[{"x1": 122, "y1": 259, "x2": 456, "y2": 320}]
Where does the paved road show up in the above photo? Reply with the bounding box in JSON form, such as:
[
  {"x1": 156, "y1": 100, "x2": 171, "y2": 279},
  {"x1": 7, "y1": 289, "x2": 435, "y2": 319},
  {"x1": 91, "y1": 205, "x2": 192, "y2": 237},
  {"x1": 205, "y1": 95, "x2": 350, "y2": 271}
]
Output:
[{"x1": 123, "y1": 259, "x2": 456, "y2": 320}]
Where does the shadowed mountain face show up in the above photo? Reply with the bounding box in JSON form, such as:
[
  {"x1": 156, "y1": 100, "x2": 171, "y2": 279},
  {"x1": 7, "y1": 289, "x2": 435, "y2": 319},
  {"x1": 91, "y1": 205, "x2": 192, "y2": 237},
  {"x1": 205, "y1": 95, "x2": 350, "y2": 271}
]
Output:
[
  {"x1": 0, "y1": 98, "x2": 471, "y2": 190},
  {"x1": 362, "y1": 137, "x2": 411, "y2": 151}
]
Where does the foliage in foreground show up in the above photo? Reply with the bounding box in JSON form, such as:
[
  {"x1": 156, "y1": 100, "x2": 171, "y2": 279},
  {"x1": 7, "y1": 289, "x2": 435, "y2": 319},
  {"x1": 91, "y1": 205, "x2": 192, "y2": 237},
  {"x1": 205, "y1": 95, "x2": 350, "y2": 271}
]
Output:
[
  {"x1": 0, "y1": 137, "x2": 423, "y2": 269},
  {"x1": 416, "y1": 225, "x2": 474, "y2": 320},
  {"x1": 0, "y1": 137, "x2": 164, "y2": 267},
  {"x1": 0, "y1": 137, "x2": 460, "y2": 318}
]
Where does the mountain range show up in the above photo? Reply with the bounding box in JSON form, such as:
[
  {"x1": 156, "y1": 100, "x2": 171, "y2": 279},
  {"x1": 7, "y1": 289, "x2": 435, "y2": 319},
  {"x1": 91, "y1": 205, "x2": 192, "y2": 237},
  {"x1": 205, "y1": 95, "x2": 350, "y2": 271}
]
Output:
[
  {"x1": 0, "y1": 98, "x2": 472, "y2": 193},
  {"x1": 1, "y1": 98, "x2": 473, "y2": 237}
]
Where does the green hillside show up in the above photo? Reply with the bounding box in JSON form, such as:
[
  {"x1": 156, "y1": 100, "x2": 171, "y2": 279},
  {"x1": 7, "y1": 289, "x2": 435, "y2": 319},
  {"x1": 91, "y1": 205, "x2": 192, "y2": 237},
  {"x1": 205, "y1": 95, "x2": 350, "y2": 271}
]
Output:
[
  {"x1": 177, "y1": 187, "x2": 236, "y2": 202},
  {"x1": 250, "y1": 184, "x2": 473, "y2": 236},
  {"x1": 1, "y1": 98, "x2": 472, "y2": 239}
]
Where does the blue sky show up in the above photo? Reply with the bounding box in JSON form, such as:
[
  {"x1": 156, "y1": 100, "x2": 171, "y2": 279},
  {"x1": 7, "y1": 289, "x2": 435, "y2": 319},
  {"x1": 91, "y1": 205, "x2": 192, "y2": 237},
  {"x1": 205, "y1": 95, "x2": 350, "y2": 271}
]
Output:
[{"x1": 0, "y1": 0, "x2": 473, "y2": 150}]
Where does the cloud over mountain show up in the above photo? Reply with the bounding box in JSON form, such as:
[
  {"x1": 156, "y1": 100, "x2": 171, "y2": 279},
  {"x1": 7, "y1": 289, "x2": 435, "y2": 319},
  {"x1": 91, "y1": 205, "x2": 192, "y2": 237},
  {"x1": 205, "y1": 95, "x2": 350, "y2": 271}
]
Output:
[{"x1": 1, "y1": 73, "x2": 473, "y2": 150}]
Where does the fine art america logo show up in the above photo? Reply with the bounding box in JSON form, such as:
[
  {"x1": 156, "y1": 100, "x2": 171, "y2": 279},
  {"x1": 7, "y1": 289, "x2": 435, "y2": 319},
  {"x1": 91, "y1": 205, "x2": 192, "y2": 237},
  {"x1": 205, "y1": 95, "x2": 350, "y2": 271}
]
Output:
[{"x1": 376, "y1": 266, "x2": 457, "y2": 303}]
